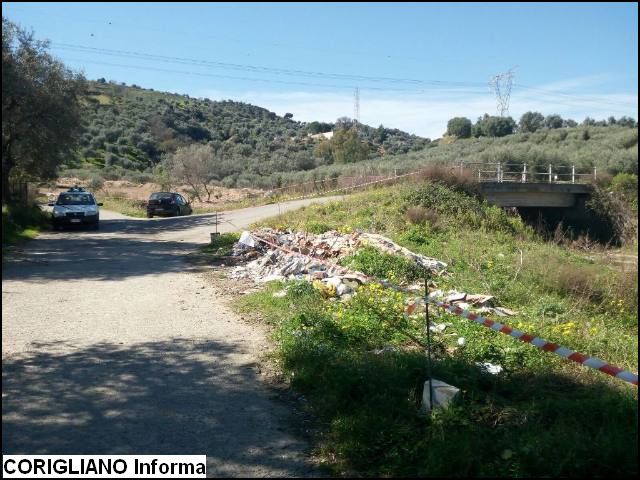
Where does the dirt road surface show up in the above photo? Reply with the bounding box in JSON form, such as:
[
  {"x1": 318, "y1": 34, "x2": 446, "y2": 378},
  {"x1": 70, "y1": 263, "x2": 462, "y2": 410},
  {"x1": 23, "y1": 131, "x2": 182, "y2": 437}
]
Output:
[{"x1": 2, "y1": 197, "x2": 342, "y2": 477}]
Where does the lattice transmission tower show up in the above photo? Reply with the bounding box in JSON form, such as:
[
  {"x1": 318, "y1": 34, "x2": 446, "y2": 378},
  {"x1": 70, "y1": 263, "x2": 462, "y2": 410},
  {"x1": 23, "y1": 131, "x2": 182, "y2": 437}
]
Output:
[{"x1": 489, "y1": 69, "x2": 515, "y2": 116}]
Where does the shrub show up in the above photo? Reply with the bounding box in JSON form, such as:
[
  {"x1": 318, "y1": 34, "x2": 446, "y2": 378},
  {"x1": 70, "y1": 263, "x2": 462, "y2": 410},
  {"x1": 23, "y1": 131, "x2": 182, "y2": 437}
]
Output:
[
  {"x1": 304, "y1": 221, "x2": 334, "y2": 234},
  {"x1": 446, "y1": 117, "x2": 472, "y2": 138},
  {"x1": 412, "y1": 165, "x2": 480, "y2": 197},
  {"x1": 585, "y1": 185, "x2": 635, "y2": 244},
  {"x1": 406, "y1": 205, "x2": 440, "y2": 228},
  {"x1": 2, "y1": 203, "x2": 50, "y2": 246},
  {"x1": 87, "y1": 175, "x2": 104, "y2": 191},
  {"x1": 342, "y1": 246, "x2": 425, "y2": 283},
  {"x1": 609, "y1": 173, "x2": 638, "y2": 210}
]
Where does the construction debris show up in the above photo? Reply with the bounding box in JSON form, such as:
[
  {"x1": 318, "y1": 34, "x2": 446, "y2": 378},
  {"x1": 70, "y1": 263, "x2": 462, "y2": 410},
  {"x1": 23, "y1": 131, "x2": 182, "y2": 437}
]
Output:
[
  {"x1": 476, "y1": 362, "x2": 503, "y2": 375},
  {"x1": 428, "y1": 290, "x2": 517, "y2": 317},
  {"x1": 230, "y1": 229, "x2": 516, "y2": 317},
  {"x1": 231, "y1": 229, "x2": 447, "y2": 297}
]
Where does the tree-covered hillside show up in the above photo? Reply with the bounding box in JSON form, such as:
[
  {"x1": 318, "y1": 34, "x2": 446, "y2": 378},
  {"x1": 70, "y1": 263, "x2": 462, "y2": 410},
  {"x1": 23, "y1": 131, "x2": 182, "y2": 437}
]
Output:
[
  {"x1": 63, "y1": 81, "x2": 638, "y2": 190},
  {"x1": 66, "y1": 81, "x2": 429, "y2": 186},
  {"x1": 279, "y1": 124, "x2": 638, "y2": 184}
]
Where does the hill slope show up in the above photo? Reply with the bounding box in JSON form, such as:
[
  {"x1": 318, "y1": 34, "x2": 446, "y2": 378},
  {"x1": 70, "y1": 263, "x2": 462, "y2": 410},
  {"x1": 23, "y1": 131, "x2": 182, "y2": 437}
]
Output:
[
  {"x1": 65, "y1": 81, "x2": 637, "y2": 189},
  {"x1": 66, "y1": 81, "x2": 429, "y2": 186}
]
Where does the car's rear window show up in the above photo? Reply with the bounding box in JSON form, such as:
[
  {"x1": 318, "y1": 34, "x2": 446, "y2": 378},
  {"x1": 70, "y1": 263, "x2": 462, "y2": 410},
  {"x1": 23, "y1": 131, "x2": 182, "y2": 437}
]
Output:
[
  {"x1": 57, "y1": 193, "x2": 95, "y2": 205},
  {"x1": 150, "y1": 193, "x2": 174, "y2": 200}
]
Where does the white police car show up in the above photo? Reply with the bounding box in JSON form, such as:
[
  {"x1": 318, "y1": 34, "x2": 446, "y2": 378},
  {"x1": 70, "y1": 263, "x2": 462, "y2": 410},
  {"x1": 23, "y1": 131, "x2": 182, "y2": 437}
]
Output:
[{"x1": 51, "y1": 186, "x2": 103, "y2": 230}]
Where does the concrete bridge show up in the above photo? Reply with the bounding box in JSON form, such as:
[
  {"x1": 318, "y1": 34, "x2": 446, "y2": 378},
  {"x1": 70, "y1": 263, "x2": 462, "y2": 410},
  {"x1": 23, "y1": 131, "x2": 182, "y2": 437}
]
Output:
[
  {"x1": 467, "y1": 162, "x2": 596, "y2": 208},
  {"x1": 478, "y1": 182, "x2": 592, "y2": 208}
]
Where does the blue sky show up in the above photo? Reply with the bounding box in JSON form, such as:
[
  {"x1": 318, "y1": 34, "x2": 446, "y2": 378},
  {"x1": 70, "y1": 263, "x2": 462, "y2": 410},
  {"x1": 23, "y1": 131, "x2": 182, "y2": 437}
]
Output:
[{"x1": 4, "y1": 2, "x2": 638, "y2": 138}]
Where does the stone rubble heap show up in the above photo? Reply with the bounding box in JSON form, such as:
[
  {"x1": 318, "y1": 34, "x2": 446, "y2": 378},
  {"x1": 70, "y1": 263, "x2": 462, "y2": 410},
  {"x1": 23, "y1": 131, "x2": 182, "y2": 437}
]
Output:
[
  {"x1": 228, "y1": 229, "x2": 516, "y2": 316},
  {"x1": 427, "y1": 290, "x2": 517, "y2": 317},
  {"x1": 229, "y1": 228, "x2": 446, "y2": 298}
]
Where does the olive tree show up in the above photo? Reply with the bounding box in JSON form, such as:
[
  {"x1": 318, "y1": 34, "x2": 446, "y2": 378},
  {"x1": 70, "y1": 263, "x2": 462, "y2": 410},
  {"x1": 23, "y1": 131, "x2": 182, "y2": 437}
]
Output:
[
  {"x1": 518, "y1": 111, "x2": 545, "y2": 133},
  {"x1": 165, "y1": 143, "x2": 220, "y2": 202},
  {"x1": 2, "y1": 17, "x2": 86, "y2": 203},
  {"x1": 446, "y1": 117, "x2": 472, "y2": 138}
]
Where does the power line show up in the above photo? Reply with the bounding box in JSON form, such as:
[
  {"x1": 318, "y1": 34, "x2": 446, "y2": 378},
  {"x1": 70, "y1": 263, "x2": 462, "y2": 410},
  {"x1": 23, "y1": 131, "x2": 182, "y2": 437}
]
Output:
[
  {"x1": 52, "y1": 43, "x2": 425, "y2": 86},
  {"x1": 58, "y1": 57, "x2": 427, "y2": 92},
  {"x1": 513, "y1": 83, "x2": 635, "y2": 109},
  {"x1": 50, "y1": 42, "x2": 489, "y2": 89},
  {"x1": 62, "y1": 56, "x2": 635, "y2": 117}
]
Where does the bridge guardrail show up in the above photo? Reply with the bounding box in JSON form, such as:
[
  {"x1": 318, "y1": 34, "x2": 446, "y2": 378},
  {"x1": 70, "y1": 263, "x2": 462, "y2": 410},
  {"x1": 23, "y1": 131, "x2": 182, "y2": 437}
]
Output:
[{"x1": 468, "y1": 162, "x2": 597, "y2": 184}]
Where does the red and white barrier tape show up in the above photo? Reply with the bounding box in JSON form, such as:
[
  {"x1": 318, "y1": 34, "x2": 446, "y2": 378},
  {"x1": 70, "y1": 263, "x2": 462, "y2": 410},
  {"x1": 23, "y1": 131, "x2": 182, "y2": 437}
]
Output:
[{"x1": 424, "y1": 299, "x2": 638, "y2": 386}]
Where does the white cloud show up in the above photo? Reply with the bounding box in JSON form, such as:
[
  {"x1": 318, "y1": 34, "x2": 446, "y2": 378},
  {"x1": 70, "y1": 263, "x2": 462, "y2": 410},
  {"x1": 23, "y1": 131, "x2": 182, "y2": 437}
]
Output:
[{"x1": 198, "y1": 78, "x2": 638, "y2": 139}]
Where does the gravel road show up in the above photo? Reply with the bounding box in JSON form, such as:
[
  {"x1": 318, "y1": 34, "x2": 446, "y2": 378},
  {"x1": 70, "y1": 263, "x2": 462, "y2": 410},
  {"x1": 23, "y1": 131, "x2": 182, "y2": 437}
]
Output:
[{"x1": 2, "y1": 197, "x2": 342, "y2": 477}]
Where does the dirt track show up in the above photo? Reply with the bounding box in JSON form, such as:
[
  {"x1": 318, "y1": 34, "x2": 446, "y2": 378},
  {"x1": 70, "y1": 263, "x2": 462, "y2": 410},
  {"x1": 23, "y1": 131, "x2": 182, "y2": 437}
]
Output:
[{"x1": 2, "y1": 197, "x2": 342, "y2": 477}]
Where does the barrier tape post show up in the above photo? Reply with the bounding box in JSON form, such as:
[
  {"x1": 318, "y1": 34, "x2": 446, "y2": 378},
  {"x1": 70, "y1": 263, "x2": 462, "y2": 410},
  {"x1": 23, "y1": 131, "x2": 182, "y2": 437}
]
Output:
[{"x1": 424, "y1": 275, "x2": 434, "y2": 408}]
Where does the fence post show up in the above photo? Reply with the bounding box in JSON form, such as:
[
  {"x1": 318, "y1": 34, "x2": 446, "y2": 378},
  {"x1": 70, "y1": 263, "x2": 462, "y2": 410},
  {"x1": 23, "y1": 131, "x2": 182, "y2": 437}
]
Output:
[
  {"x1": 593, "y1": 167, "x2": 597, "y2": 182},
  {"x1": 522, "y1": 164, "x2": 527, "y2": 183},
  {"x1": 572, "y1": 165, "x2": 575, "y2": 184},
  {"x1": 425, "y1": 277, "x2": 434, "y2": 411},
  {"x1": 497, "y1": 162, "x2": 502, "y2": 182},
  {"x1": 548, "y1": 164, "x2": 553, "y2": 183}
]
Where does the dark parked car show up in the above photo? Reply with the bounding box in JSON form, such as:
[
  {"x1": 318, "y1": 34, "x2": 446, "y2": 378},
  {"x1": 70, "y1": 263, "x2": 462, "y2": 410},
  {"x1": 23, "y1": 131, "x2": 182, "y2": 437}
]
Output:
[{"x1": 146, "y1": 192, "x2": 192, "y2": 218}]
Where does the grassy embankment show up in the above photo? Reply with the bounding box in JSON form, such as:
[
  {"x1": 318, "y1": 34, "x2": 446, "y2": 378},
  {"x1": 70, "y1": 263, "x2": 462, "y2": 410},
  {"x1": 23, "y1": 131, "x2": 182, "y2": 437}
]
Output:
[{"x1": 234, "y1": 181, "x2": 638, "y2": 477}]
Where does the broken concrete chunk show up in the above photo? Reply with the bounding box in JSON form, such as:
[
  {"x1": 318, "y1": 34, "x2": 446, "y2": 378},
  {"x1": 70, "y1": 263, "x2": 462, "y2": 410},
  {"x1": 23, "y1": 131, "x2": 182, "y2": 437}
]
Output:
[
  {"x1": 427, "y1": 289, "x2": 444, "y2": 301},
  {"x1": 429, "y1": 322, "x2": 450, "y2": 333},
  {"x1": 445, "y1": 291, "x2": 467, "y2": 303},
  {"x1": 476, "y1": 362, "x2": 503, "y2": 375},
  {"x1": 336, "y1": 283, "x2": 353, "y2": 297},
  {"x1": 465, "y1": 294, "x2": 495, "y2": 306},
  {"x1": 260, "y1": 274, "x2": 286, "y2": 283},
  {"x1": 492, "y1": 306, "x2": 517, "y2": 316},
  {"x1": 372, "y1": 345, "x2": 397, "y2": 355}
]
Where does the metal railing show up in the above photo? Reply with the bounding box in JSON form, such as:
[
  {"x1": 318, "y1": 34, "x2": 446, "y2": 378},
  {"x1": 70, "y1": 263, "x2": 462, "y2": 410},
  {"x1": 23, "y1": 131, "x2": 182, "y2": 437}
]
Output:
[{"x1": 466, "y1": 162, "x2": 597, "y2": 184}]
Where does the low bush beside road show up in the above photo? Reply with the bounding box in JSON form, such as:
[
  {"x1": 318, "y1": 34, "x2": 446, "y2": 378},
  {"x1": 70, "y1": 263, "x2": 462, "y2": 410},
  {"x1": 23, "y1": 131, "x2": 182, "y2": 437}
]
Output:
[{"x1": 2, "y1": 203, "x2": 50, "y2": 251}]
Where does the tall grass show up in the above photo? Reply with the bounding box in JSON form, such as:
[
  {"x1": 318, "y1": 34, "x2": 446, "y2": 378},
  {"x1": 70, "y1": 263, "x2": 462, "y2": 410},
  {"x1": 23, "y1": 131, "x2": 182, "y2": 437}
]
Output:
[
  {"x1": 244, "y1": 182, "x2": 638, "y2": 476},
  {"x1": 2, "y1": 203, "x2": 50, "y2": 249}
]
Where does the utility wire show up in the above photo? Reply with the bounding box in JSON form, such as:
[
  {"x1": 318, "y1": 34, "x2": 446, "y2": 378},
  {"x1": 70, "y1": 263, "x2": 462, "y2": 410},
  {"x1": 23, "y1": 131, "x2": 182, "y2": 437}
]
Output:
[
  {"x1": 51, "y1": 42, "x2": 488, "y2": 89},
  {"x1": 52, "y1": 43, "x2": 425, "y2": 85},
  {"x1": 513, "y1": 83, "x2": 635, "y2": 109},
  {"x1": 59, "y1": 57, "x2": 430, "y2": 92}
]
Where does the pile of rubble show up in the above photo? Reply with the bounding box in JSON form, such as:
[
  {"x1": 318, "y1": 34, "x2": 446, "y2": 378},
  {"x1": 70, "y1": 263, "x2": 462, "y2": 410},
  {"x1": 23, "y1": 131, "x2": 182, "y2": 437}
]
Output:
[
  {"x1": 229, "y1": 228, "x2": 447, "y2": 298},
  {"x1": 428, "y1": 290, "x2": 517, "y2": 317},
  {"x1": 228, "y1": 229, "x2": 516, "y2": 315}
]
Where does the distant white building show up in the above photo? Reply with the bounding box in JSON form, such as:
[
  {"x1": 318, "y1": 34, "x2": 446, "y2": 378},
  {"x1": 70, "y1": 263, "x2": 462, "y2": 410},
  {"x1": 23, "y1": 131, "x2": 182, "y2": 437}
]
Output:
[{"x1": 308, "y1": 131, "x2": 334, "y2": 140}]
